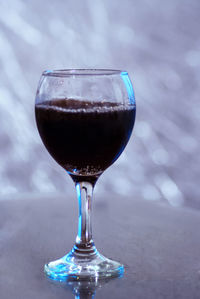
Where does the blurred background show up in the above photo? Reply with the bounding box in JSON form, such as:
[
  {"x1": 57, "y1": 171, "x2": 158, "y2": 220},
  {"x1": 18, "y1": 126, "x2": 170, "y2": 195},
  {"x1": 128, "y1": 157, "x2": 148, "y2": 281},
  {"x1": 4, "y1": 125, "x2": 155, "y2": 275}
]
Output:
[{"x1": 0, "y1": 0, "x2": 199, "y2": 209}]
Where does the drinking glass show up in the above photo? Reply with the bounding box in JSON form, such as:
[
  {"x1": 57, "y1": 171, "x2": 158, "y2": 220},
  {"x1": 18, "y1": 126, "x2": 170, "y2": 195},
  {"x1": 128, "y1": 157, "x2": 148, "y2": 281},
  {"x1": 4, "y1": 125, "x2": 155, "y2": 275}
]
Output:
[{"x1": 35, "y1": 69, "x2": 136, "y2": 281}]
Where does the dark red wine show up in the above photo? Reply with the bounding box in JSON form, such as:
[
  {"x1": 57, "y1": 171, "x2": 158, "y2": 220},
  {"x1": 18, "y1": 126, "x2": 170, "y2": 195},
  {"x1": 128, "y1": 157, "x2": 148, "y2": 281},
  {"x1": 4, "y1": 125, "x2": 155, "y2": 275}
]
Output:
[{"x1": 35, "y1": 99, "x2": 135, "y2": 183}]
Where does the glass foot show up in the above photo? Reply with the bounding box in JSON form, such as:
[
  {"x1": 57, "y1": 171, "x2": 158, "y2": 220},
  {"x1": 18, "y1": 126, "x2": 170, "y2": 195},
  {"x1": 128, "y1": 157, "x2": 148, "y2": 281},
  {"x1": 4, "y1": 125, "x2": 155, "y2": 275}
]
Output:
[{"x1": 44, "y1": 247, "x2": 124, "y2": 281}]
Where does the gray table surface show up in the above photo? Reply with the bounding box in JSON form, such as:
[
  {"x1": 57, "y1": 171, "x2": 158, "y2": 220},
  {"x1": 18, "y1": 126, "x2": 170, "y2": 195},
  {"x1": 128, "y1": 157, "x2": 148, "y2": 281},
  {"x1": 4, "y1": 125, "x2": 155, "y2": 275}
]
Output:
[{"x1": 0, "y1": 194, "x2": 200, "y2": 299}]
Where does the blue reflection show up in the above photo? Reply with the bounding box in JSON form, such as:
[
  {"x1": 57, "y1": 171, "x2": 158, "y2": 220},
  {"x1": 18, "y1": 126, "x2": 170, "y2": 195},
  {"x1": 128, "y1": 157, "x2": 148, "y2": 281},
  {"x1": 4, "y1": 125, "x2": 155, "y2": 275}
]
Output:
[
  {"x1": 75, "y1": 184, "x2": 82, "y2": 239},
  {"x1": 120, "y1": 71, "x2": 135, "y2": 105}
]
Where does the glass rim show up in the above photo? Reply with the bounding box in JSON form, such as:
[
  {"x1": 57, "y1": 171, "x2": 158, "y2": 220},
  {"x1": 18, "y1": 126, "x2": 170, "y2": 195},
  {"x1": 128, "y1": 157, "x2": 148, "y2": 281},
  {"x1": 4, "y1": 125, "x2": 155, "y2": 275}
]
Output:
[{"x1": 42, "y1": 69, "x2": 128, "y2": 77}]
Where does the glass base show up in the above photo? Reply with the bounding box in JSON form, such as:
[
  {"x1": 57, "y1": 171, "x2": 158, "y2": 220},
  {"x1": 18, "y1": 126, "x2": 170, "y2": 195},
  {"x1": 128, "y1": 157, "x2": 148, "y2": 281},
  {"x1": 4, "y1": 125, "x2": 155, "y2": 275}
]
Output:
[{"x1": 44, "y1": 246, "x2": 124, "y2": 281}]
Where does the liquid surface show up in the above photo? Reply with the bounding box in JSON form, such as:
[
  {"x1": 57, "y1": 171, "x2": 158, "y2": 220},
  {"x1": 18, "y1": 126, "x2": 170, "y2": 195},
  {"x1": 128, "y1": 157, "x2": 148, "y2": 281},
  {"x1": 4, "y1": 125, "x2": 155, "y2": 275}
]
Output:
[{"x1": 35, "y1": 99, "x2": 136, "y2": 182}]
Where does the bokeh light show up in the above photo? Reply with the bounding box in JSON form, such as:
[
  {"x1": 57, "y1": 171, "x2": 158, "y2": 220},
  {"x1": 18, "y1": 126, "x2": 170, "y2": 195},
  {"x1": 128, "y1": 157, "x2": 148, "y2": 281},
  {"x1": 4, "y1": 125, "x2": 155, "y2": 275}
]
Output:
[{"x1": 0, "y1": 0, "x2": 199, "y2": 209}]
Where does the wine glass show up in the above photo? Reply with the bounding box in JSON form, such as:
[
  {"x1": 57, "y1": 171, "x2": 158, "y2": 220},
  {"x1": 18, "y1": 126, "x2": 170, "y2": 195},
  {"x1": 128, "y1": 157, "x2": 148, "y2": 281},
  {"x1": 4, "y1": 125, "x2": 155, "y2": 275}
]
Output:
[{"x1": 35, "y1": 69, "x2": 136, "y2": 281}]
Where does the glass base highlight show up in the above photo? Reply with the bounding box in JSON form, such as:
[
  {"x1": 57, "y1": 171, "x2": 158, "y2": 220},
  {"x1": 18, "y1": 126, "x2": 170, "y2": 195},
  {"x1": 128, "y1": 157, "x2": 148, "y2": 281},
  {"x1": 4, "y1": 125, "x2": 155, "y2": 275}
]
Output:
[{"x1": 44, "y1": 247, "x2": 124, "y2": 281}]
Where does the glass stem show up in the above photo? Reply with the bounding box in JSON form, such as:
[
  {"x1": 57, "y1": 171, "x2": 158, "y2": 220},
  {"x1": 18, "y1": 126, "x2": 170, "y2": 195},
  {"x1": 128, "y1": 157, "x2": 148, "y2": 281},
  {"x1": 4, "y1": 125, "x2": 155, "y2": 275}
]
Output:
[{"x1": 73, "y1": 181, "x2": 96, "y2": 256}]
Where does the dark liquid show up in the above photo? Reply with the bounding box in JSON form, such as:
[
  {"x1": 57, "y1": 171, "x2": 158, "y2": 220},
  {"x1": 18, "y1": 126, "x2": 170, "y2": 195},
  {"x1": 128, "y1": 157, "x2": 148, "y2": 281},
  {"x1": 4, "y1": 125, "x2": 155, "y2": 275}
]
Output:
[{"x1": 35, "y1": 99, "x2": 136, "y2": 183}]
